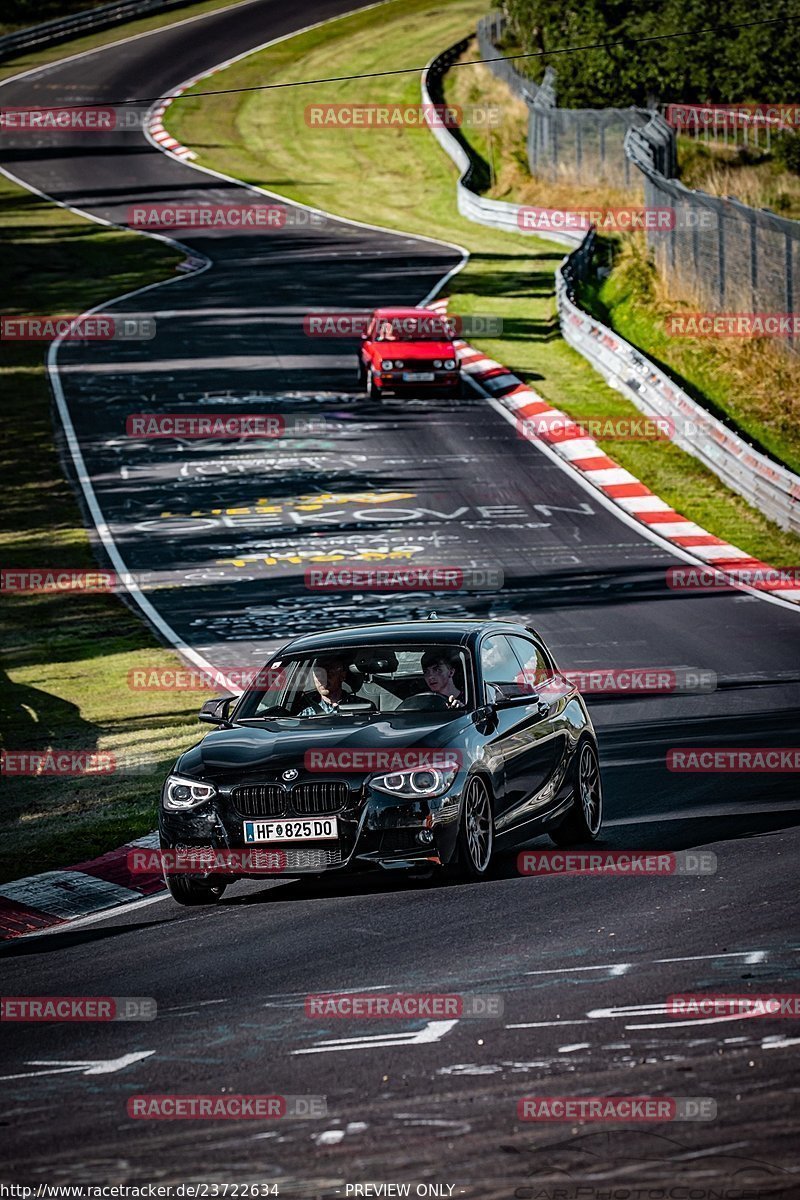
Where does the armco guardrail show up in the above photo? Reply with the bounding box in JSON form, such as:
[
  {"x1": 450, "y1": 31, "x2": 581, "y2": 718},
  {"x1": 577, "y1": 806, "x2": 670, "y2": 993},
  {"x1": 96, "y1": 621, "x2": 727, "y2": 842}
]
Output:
[
  {"x1": 557, "y1": 232, "x2": 800, "y2": 534},
  {"x1": 0, "y1": 0, "x2": 196, "y2": 62},
  {"x1": 422, "y1": 40, "x2": 582, "y2": 250},
  {"x1": 424, "y1": 37, "x2": 800, "y2": 534}
]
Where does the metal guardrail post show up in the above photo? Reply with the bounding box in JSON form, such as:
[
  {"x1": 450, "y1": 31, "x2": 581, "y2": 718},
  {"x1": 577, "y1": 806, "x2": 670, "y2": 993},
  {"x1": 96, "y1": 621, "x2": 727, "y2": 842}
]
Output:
[{"x1": 787, "y1": 234, "x2": 796, "y2": 352}]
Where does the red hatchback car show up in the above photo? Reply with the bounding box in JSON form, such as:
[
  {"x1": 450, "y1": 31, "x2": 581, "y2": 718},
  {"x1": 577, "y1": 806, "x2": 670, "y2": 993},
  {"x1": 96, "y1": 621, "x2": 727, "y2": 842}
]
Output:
[{"x1": 358, "y1": 307, "x2": 461, "y2": 399}]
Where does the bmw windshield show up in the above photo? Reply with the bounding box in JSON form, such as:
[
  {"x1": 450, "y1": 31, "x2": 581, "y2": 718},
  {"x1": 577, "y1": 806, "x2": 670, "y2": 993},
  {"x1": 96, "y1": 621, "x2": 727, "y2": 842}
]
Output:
[{"x1": 233, "y1": 644, "x2": 473, "y2": 720}]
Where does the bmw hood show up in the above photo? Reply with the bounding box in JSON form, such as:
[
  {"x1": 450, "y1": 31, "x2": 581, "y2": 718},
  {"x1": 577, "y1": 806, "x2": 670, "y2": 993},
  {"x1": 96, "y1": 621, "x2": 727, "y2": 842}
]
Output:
[{"x1": 176, "y1": 713, "x2": 471, "y2": 780}]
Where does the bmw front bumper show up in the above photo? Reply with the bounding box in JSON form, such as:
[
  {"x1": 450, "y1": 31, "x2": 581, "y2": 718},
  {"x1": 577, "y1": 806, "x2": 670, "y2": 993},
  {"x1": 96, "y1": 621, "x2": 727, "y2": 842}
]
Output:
[{"x1": 158, "y1": 776, "x2": 464, "y2": 877}]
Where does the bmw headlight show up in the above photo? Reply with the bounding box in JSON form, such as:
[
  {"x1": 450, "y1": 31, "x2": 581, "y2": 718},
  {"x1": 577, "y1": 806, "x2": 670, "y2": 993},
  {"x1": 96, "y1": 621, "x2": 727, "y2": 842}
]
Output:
[
  {"x1": 380, "y1": 359, "x2": 394, "y2": 370},
  {"x1": 443, "y1": 358, "x2": 456, "y2": 370},
  {"x1": 433, "y1": 359, "x2": 443, "y2": 368},
  {"x1": 370, "y1": 766, "x2": 457, "y2": 797},
  {"x1": 394, "y1": 359, "x2": 404, "y2": 368},
  {"x1": 163, "y1": 774, "x2": 216, "y2": 810}
]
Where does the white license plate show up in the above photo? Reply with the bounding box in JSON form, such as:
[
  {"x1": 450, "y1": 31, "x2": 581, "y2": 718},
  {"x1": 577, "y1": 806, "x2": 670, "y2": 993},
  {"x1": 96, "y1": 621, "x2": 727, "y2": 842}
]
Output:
[
  {"x1": 243, "y1": 817, "x2": 338, "y2": 843},
  {"x1": 403, "y1": 371, "x2": 435, "y2": 382}
]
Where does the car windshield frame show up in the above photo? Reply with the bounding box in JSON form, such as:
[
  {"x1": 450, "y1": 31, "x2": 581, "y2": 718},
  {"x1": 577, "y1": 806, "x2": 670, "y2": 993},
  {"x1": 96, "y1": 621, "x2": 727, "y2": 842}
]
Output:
[
  {"x1": 372, "y1": 318, "x2": 454, "y2": 343},
  {"x1": 230, "y1": 641, "x2": 476, "y2": 722}
]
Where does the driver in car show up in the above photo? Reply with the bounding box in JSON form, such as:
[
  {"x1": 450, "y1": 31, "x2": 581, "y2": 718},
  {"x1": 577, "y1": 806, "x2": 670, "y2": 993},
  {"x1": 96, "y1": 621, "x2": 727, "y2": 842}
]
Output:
[
  {"x1": 298, "y1": 655, "x2": 373, "y2": 716},
  {"x1": 421, "y1": 650, "x2": 464, "y2": 709}
]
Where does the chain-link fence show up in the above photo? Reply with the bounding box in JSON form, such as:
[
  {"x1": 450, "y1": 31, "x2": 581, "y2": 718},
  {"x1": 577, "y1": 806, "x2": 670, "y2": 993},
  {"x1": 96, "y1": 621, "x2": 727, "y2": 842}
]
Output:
[
  {"x1": 529, "y1": 94, "x2": 653, "y2": 190},
  {"x1": 476, "y1": 12, "x2": 799, "y2": 352},
  {"x1": 664, "y1": 103, "x2": 795, "y2": 154},
  {"x1": 627, "y1": 117, "x2": 799, "y2": 352},
  {"x1": 476, "y1": 12, "x2": 539, "y2": 104},
  {"x1": 477, "y1": 13, "x2": 663, "y2": 190}
]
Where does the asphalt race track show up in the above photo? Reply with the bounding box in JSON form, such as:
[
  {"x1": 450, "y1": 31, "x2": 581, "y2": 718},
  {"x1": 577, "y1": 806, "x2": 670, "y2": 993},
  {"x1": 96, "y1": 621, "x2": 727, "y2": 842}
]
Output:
[{"x1": 1, "y1": 0, "x2": 799, "y2": 1192}]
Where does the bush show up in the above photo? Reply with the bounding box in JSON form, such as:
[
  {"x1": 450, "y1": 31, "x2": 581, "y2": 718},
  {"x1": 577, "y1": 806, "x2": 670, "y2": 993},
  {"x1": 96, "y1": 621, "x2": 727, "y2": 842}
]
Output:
[
  {"x1": 773, "y1": 132, "x2": 800, "y2": 176},
  {"x1": 502, "y1": 0, "x2": 800, "y2": 109}
]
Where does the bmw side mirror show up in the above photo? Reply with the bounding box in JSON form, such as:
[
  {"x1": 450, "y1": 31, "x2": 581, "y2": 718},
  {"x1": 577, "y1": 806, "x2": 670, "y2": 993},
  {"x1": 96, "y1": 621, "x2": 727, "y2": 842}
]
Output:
[{"x1": 199, "y1": 696, "x2": 233, "y2": 725}]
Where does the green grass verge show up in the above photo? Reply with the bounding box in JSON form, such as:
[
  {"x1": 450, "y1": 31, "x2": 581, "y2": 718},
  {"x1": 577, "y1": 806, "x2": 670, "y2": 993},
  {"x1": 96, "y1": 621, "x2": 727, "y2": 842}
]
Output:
[
  {"x1": 579, "y1": 236, "x2": 800, "y2": 477},
  {"x1": 0, "y1": 175, "x2": 212, "y2": 885},
  {"x1": 443, "y1": 51, "x2": 800, "y2": 478},
  {"x1": 677, "y1": 135, "x2": 800, "y2": 221},
  {"x1": 166, "y1": 0, "x2": 800, "y2": 565}
]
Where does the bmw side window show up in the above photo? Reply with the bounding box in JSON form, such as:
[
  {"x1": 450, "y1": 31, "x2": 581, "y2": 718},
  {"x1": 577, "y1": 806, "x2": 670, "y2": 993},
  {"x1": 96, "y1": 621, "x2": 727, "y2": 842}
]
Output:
[
  {"x1": 253, "y1": 659, "x2": 298, "y2": 715},
  {"x1": 480, "y1": 635, "x2": 531, "y2": 702},
  {"x1": 506, "y1": 637, "x2": 547, "y2": 695}
]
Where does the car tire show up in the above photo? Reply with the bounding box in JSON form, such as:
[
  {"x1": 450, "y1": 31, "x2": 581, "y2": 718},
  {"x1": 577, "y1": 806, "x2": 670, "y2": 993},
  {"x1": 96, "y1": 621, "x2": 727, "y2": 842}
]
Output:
[
  {"x1": 449, "y1": 774, "x2": 495, "y2": 881},
  {"x1": 166, "y1": 875, "x2": 227, "y2": 906},
  {"x1": 367, "y1": 369, "x2": 382, "y2": 400},
  {"x1": 550, "y1": 739, "x2": 603, "y2": 846},
  {"x1": 357, "y1": 358, "x2": 366, "y2": 386}
]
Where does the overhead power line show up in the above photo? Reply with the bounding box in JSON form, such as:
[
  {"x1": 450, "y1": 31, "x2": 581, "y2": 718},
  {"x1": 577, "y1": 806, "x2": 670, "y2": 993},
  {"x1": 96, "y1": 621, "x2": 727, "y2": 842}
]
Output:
[{"x1": 15, "y1": 15, "x2": 790, "y2": 110}]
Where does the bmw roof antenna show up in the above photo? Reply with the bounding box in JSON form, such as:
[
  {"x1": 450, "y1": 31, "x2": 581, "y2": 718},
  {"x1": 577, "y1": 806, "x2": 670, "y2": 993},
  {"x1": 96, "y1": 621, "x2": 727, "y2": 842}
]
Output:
[{"x1": 427, "y1": 611, "x2": 438, "y2": 620}]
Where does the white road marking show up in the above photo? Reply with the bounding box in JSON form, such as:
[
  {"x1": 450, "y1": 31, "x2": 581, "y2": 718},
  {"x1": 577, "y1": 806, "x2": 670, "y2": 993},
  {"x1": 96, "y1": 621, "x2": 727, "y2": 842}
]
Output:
[
  {"x1": 262, "y1": 983, "x2": 396, "y2": 1008},
  {"x1": 140, "y1": 5, "x2": 469, "y2": 307},
  {"x1": 506, "y1": 1020, "x2": 591, "y2": 1029},
  {"x1": 0, "y1": 0, "x2": 463, "y2": 708},
  {"x1": 627, "y1": 1013, "x2": 762, "y2": 1030},
  {"x1": 478, "y1": 385, "x2": 800, "y2": 613},
  {"x1": 558, "y1": 1043, "x2": 590, "y2": 1053},
  {"x1": 436, "y1": 1063, "x2": 503, "y2": 1076},
  {"x1": 20, "y1": 890, "x2": 171, "y2": 937},
  {"x1": 0, "y1": 0, "x2": 267, "y2": 90},
  {"x1": 161, "y1": 999, "x2": 229, "y2": 1013},
  {"x1": 292, "y1": 1019, "x2": 458, "y2": 1055},
  {"x1": 604, "y1": 803, "x2": 800, "y2": 825},
  {"x1": 524, "y1": 963, "x2": 632, "y2": 977},
  {"x1": 762, "y1": 1035, "x2": 800, "y2": 1049},
  {"x1": 0, "y1": 1051, "x2": 155, "y2": 1081},
  {"x1": 588, "y1": 1001, "x2": 768, "y2": 1030},
  {"x1": 654, "y1": 951, "x2": 769, "y2": 964}
]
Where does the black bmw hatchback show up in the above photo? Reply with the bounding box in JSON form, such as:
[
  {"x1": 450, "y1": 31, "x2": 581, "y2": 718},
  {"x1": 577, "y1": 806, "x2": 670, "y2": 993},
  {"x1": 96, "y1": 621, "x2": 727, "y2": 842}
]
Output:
[{"x1": 159, "y1": 620, "x2": 603, "y2": 904}]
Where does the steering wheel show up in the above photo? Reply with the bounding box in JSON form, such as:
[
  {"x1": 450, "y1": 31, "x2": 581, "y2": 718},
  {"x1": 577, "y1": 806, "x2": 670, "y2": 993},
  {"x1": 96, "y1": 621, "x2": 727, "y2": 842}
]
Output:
[{"x1": 395, "y1": 692, "x2": 450, "y2": 712}]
